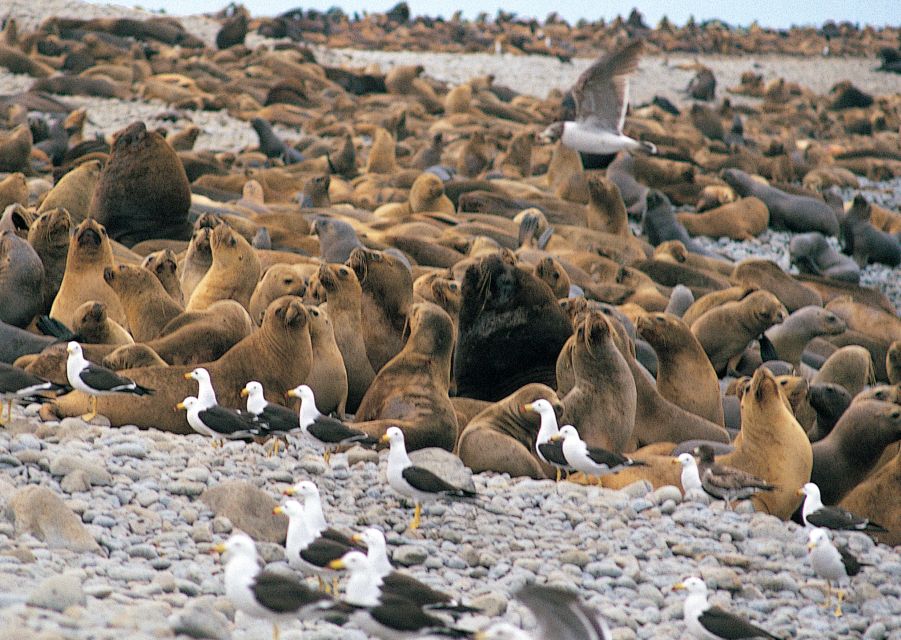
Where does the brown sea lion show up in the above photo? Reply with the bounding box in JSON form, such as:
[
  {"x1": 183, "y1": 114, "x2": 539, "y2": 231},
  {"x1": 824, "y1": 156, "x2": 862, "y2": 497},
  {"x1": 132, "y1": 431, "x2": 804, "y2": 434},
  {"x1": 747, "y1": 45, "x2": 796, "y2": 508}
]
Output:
[
  {"x1": 72, "y1": 300, "x2": 134, "y2": 345},
  {"x1": 46, "y1": 296, "x2": 311, "y2": 433},
  {"x1": 180, "y1": 225, "x2": 213, "y2": 302},
  {"x1": 825, "y1": 297, "x2": 901, "y2": 348},
  {"x1": 354, "y1": 302, "x2": 458, "y2": 452},
  {"x1": 763, "y1": 306, "x2": 846, "y2": 367},
  {"x1": 533, "y1": 256, "x2": 571, "y2": 299},
  {"x1": 141, "y1": 249, "x2": 183, "y2": 306},
  {"x1": 730, "y1": 259, "x2": 822, "y2": 312},
  {"x1": 811, "y1": 345, "x2": 875, "y2": 399},
  {"x1": 0, "y1": 230, "x2": 44, "y2": 328},
  {"x1": 186, "y1": 224, "x2": 261, "y2": 312},
  {"x1": 839, "y1": 449, "x2": 901, "y2": 546},
  {"x1": 584, "y1": 175, "x2": 629, "y2": 236},
  {"x1": 719, "y1": 367, "x2": 812, "y2": 519},
  {"x1": 248, "y1": 264, "x2": 309, "y2": 325},
  {"x1": 37, "y1": 160, "x2": 101, "y2": 224},
  {"x1": 304, "y1": 306, "x2": 348, "y2": 417},
  {"x1": 682, "y1": 286, "x2": 755, "y2": 327},
  {"x1": 840, "y1": 195, "x2": 901, "y2": 268},
  {"x1": 888, "y1": 341, "x2": 900, "y2": 385},
  {"x1": 807, "y1": 383, "x2": 852, "y2": 442},
  {"x1": 364, "y1": 127, "x2": 397, "y2": 174},
  {"x1": 103, "y1": 264, "x2": 183, "y2": 342},
  {"x1": 49, "y1": 218, "x2": 127, "y2": 329},
  {"x1": 0, "y1": 172, "x2": 26, "y2": 210},
  {"x1": 676, "y1": 197, "x2": 769, "y2": 240},
  {"x1": 27, "y1": 207, "x2": 71, "y2": 314},
  {"x1": 456, "y1": 384, "x2": 563, "y2": 479},
  {"x1": 0, "y1": 124, "x2": 31, "y2": 173},
  {"x1": 103, "y1": 344, "x2": 167, "y2": 370}
]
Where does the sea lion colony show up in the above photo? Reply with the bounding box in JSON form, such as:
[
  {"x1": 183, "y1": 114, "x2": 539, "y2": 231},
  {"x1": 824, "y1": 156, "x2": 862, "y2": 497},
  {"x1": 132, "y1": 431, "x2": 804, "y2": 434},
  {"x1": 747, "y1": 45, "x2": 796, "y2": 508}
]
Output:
[{"x1": 0, "y1": 4, "x2": 899, "y2": 638}]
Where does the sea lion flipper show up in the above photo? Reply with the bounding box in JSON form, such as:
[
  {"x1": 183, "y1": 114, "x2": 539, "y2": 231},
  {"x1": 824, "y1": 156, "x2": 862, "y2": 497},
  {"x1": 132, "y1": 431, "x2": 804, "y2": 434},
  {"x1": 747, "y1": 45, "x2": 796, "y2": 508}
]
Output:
[{"x1": 36, "y1": 315, "x2": 78, "y2": 342}]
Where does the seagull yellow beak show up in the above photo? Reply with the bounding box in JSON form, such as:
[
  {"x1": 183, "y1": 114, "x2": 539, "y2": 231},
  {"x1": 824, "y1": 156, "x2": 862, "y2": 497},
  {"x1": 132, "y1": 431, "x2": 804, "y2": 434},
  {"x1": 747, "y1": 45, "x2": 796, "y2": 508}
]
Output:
[
  {"x1": 286, "y1": 388, "x2": 299, "y2": 399},
  {"x1": 328, "y1": 558, "x2": 346, "y2": 570},
  {"x1": 671, "y1": 458, "x2": 682, "y2": 466},
  {"x1": 522, "y1": 403, "x2": 534, "y2": 412},
  {"x1": 212, "y1": 543, "x2": 227, "y2": 554},
  {"x1": 379, "y1": 433, "x2": 391, "y2": 444},
  {"x1": 183, "y1": 373, "x2": 193, "y2": 380},
  {"x1": 795, "y1": 488, "x2": 805, "y2": 497},
  {"x1": 240, "y1": 388, "x2": 249, "y2": 398},
  {"x1": 175, "y1": 402, "x2": 186, "y2": 411},
  {"x1": 807, "y1": 542, "x2": 816, "y2": 550},
  {"x1": 672, "y1": 582, "x2": 686, "y2": 591},
  {"x1": 273, "y1": 506, "x2": 284, "y2": 515},
  {"x1": 548, "y1": 434, "x2": 561, "y2": 443},
  {"x1": 283, "y1": 487, "x2": 296, "y2": 496},
  {"x1": 351, "y1": 533, "x2": 364, "y2": 544}
]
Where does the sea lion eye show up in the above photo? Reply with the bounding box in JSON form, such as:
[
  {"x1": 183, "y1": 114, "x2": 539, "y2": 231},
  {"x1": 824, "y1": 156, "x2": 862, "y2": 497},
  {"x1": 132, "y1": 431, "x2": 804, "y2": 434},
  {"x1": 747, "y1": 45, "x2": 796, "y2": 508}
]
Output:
[
  {"x1": 339, "y1": 268, "x2": 348, "y2": 277},
  {"x1": 449, "y1": 283, "x2": 458, "y2": 291},
  {"x1": 283, "y1": 278, "x2": 294, "y2": 285},
  {"x1": 875, "y1": 391, "x2": 886, "y2": 400}
]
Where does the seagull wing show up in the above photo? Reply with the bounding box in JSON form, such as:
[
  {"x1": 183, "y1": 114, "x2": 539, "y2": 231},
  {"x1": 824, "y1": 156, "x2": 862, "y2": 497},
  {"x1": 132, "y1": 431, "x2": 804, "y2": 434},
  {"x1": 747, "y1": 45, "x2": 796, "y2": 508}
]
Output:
[
  {"x1": 307, "y1": 415, "x2": 376, "y2": 445},
  {"x1": 584, "y1": 445, "x2": 638, "y2": 469},
  {"x1": 515, "y1": 583, "x2": 611, "y2": 640},
  {"x1": 368, "y1": 595, "x2": 461, "y2": 634},
  {"x1": 697, "y1": 605, "x2": 781, "y2": 640},
  {"x1": 257, "y1": 402, "x2": 300, "y2": 434},
  {"x1": 251, "y1": 571, "x2": 332, "y2": 613},
  {"x1": 79, "y1": 364, "x2": 148, "y2": 393},
  {"x1": 572, "y1": 39, "x2": 643, "y2": 132},
  {"x1": 299, "y1": 537, "x2": 354, "y2": 569},
  {"x1": 537, "y1": 441, "x2": 570, "y2": 466},
  {"x1": 197, "y1": 406, "x2": 257, "y2": 436},
  {"x1": 806, "y1": 506, "x2": 883, "y2": 531},
  {"x1": 401, "y1": 466, "x2": 476, "y2": 498},
  {"x1": 836, "y1": 544, "x2": 867, "y2": 577},
  {"x1": 704, "y1": 463, "x2": 775, "y2": 492}
]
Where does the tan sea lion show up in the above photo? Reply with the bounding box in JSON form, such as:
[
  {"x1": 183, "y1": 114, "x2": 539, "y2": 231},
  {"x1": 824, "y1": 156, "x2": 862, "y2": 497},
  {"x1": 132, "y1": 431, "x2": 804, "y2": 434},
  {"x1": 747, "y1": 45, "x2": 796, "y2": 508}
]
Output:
[
  {"x1": 676, "y1": 197, "x2": 769, "y2": 240},
  {"x1": 27, "y1": 207, "x2": 71, "y2": 314},
  {"x1": 719, "y1": 367, "x2": 812, "y2": 519},
  {"x1": 888, "y1": 341, "x2": 900, "y2": 385},
  {"x1": 37, "y1": 160, "x2": 101, "y2": 224},
  {"x1": 353, "y1": 302, "x2": 458, "y2": 452},
  {"x1": 811, "y1": 345, "x2": 875, "y2": 398},
  {"x1": 533, "y1": 256, "x2": 571, "y2": 299},
  {"x1": 731, "y1": 259, "x2": 822, "y2": 312},
  {"x1": 585, "y1": 175, "x2": 629, "y2": 236},
  {"x1": 49, "y1": 218, "x2": 127, "y2": 329},
  {"x1": 0, "y1": 124, "x2": 32, "y2": 173},
  {"x1": 682, "y1": 286, "x2": 755, "y2": 327},
  {"x1": 839, "y1": 449, "x2": 901, "y2": 546},
  {"x1": 825, "y1": 297, "x2": 901, "y2": 348},
  {"x1": 180, "y1": 225, "x2": 214, "y2": 301},
  {"x1": 303, "y1": 305, "x2": 348, "y2": 417},
  {"x1": 248, "y1": 264, "x2": 309, "y2": 326},
  {"x1": 72, "y1": 300, "x2": 134, "y2": 345},
  {"x1": 0, "y1": 172, "x2": 26, "y2": 210},
  {"x1": 456, "y1": 384, "x2": 563, "y2": 479},
  {"x1": 103, "y1": 264, "x2": 183, "y2": 342},
  {"x1": 365, "y1": 127, "x2": 397, "y2": 174},
  {"x1": 103, "y1": 344, "x2": 167, "y2": 370},
  {"x1": 141, "y1": 249, "x2": 183, "y2": 306},
  {"x1": 186, "y1": 223, "x2": 261, "y2": 312}
]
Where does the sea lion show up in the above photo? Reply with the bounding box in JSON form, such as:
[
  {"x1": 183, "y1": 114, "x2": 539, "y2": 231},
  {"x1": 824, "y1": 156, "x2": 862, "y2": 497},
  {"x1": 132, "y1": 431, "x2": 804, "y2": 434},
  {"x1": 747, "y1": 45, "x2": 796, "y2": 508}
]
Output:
[
  {"x1": 719, "y1": 367, "x2": 812, "y2": 519},
  {"x1": 103, "y1": 344, "x2": 167, "y2": 370},
  {"x1": 763, "y1": 306, "x2": 846, "y2": 366},
  {"x1": 72, "y1": 301, "x2": 134, "y2": 345},
  {"x1": 455, "y1": 253, "x2": 572, "y2": 401},
  {"x1": 180, "y1": 226, "x2": 214, "y2": 301},
  {"x1": 312, "y1": 218, "x2": 365, "y2": 264},
  {"x1": 186, "y1": 223, "x2": 261, "y2": 312},
  {"x1": 47, "y1": 296, "x2": 311, "y2": 433},
  {"x1": 585, "y1": 176, "x2": 629, "y2": 236},
  {"x1": 641, "y1": 190, "x2": 711, "y2": 256},
  {"x1": 346, "y1": 247, "x2": 412, "y2": 373},
  {"x1": 27, "y1": 207, "x2": 71, "y2": 314},
  {"x1": 806, "y1": 383, "x2": 852, "y2": 442},
  {"x1": 49, "y1": 218, "x2": 127, "y2": 329},
  {"x1": 0, "y1": 124, "x2": 31, "y2": 173},
  {"x1": 789, "y1": 232, "x2": 860, "y2": 283},
  {"x1": 691, "y1": 290, "x2": 787, "y2": 376},
  {"x1": 533, "y1": 256, "x2": 571, "y2": 299},
  {"x1": 825, "y1": 297, "x2": 901, "y2": 349},
  {"x1": 839, "y1": 449, "x2": 901, "y2": 546},
  {"x1": 889, "y1": 341, "x2": 900, "y2": 385},
  {"x1": 664, "y1": 284, "x2": 694, "y2": 317},
  {"x1": 0, "y1": 172, "x2": 26, "y2": 210},
  {"x1": 141, "y1": 249, "x2": 183, "y2": 306},
  {"x1": 37, "y1": 160, "x2": 101, "y2": 224},
  {"x1": 722, "y1": 169, "x2": 839, "y2": 236},
  {"x1": 840, "y1": 195, "x2": 901, "y2": 267},
  {"x1": 637, "y1": 312, "x2": 724, "y2": 426},
  {"x1": 103, "y1": 264, "x2": 183, "y2": 342},
  {"x1": 676, "y1": 197, "x2": 769, "y2": 240},
  {"x1": 810, "y1": 399, "x2": 901, "y2": 504},
  {"x1": 682, "y1": 286, "x2": 755, "y2": 327},
  {"x1": 365, "y1": 127, "x2": 397, "y2": 174},
  {"x1": 730, "y1": 259, "x2": 822, "y2": 312},
  {"x1": 248, "y1": 264, "x2": 308, "y2": 326},
  {"x1": 560, "y1": 311, "x2": 636, "y2": 453},
  {"x1": 456, "y1": 384, "x2": 563, "y2": 479},
  {"x1": 89, "y1": 121, "x2": 192, "y2": 246},
  {"x1": 303, "y1": 305, "x2": 348, "y2": 417},
  {"x1": 353, "y1": 302, "x2": 458, "y2": 452},
  {"x1": 811, "y1": 345, "x2": 875, "y2": 399},
  {"x1": 0, "y1": 230, "x2": 44, "y2": 328}
]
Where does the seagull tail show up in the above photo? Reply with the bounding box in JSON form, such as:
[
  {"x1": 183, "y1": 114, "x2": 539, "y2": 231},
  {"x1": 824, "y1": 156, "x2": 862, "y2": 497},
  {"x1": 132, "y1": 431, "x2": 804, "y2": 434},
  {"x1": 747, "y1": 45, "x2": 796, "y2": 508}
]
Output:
[
  {"x1": 626, "y1": 458, "x2": 649, "y2": 467},
  {"x1": 639, "y1": 140, "x2": 658, "y2": 155},
  {"x1": 863, "y1": 521, "x2": 888, "y2": 533},
  {"x1": 426, "y1": 602, "x2": 481, "y2": 616},
  {"x1": 131, "y1": 384, "x2": 156, "y2": 396}
]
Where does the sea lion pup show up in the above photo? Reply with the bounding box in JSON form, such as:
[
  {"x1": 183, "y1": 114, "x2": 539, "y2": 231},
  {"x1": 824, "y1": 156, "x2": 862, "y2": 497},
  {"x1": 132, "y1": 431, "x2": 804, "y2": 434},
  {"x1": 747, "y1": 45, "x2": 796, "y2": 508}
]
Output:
[
  {"x1": 311, "y1": 218, "x2": 365, "y2": 264},
  {"x1": 0, "y1": 124, "x2": 31, "y2": 173},
  {"x1": 584, "y1": 175, "x2": 629, "y2": 236},
  {"x1": 353, "y1": 302, "x2": 458, "y2": 452},
  {"x1": 141, "y1": 249, "x2": 183, "y2": 306},
  {"x1": 0, "y1": 172, "x2": 26, "y2": 210},
  {"x1": 691, "y1": 290, "x2": 787, "y2": 377},
  {"x1": 346, "y1": 247, "x2": 412, "y2": 374},
  {"x1": 456, "y1": 384, "x2": 563, "y2": 479},
  {"x1": 89, "y1": 121, "x2": 192, "y2": 246},
  {"x1": 103, "y1": 344, "x2": 167, "y2": 370},
  {"x1": 764, "y1": 306, "x2": 847, "y2": 366},
  {"x1": 310, "y1": 263, "x2": 374, "y2": 414},
  {"x1": 50, "y1": 218, "x2": 127, "y2": 329},
  {"x1": 186, "y1": 223, "x2": 261, "y2": 313},
  {"x1": 72, "y1": 301, "x2": 133, "y2": 346},
  {"x1": 303, "y1": 305, "x2": 348, "y2": 417},
  {"x1": 841, "y1": 195, "x2": 901, "y2": 268},
  {"x1": 37, "y1": 160, "x2": 101, "y2": 224},
  {"x1": 682, "y1": 286, "x2": 756, "y2": 327},
  {"x1": 718, "y1": 367, "x2": 812, "y2": 519},
  {"x1": 637, "y1": 313, "x2": 724, "y2": 426},
  {"x1": 455, "y1": 253, "x2": 572, "y2": 402},
  {"x1": 811, "y1": 399, "x2": 901, "y2": 505},
  {"x1": 364, "y1": 127, "x2": 397, "y2": 174},
  {"x1": 825, "y1": 297, "x2": 901, "y2": 349},
  {"x1": 653, "y1": 240, "x2": 734, "y2": 277},
  {"x1": 840, "y1": 449, "x2": 901, "y2": 547},
  {"x1": 888, "y1": 341, "x2": 901, "y2": 385},
  {"x1": 179, "y1": 225, "x2": 213, "y2": 301},
  {"x1": 641, "y1": 190, "x2": 711, "y2": 257},
  {"x1": 103, "y1": 264, "x2": 183, "y2": 342},
  {"x1": 372, "y1": 173, "x2": 454, "y2": 218},
  {"x1": 559, "y1": 311, "x2": 636, "y2": 453},
  {"x1": 807, "y1": 383, "x2": 852, "y2": 443},
  {"x1": 532, "y1": 257, "x2": 571, "y2": 299},
  {"x1": 46, "y1": 296, "x2": 312, "y2": 433},
  {"x1": 27, "y1": 207, "x2": 71, "y2": 314},
  {"x1": 0, "y1": 230, "x2": 44, "y2": 328},
  {"x1": 494, "y1": 129, "x2": 532, "y2": 179},
  {"x1": 676, "y1": 197, "x2": 769, "y2": 240},
  {"x1": 789, "y1": 232, "x2": 861, "y2": 284},
  {"x1": 412, "y1": 271, "x2": 461, "y2": 332},
  {"x1": 248, "y1": 264, "x2": 308, "y2": 326},
  {"x1": 410, "y1": 132, "x2": 444, "y2": 170},
  {"x1": 811, "y1": 346, "x2": 875, "y2": 399},
  {"x1": 731, "y1": 259, "x2": 822, "y2": 312},
  {"x1": 298, "y1": 175, "x2": 330, "y2": 208}
]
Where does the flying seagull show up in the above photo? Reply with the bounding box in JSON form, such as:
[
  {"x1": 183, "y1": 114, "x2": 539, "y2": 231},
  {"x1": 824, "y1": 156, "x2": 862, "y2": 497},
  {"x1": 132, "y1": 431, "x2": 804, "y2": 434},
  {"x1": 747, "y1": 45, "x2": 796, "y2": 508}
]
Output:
[{"x1": 539, "y1": 40, "x2": 657, "y2": 155}]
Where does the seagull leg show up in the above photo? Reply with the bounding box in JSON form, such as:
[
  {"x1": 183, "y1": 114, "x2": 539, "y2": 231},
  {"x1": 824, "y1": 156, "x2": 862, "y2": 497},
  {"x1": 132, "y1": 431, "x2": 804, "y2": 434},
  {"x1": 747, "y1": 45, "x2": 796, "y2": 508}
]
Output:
[
  {"x1": 81, "y1": 396, "x2": 97, "y2": 422},
  {"x1": 834, "y1": 590, "x2": 845, "y2": 617},
  {"x1": 555, "y1": 468, "x2": 561, "y2": 482},
  {"x1": 272, "y1": 623, "x2": 280, "y2": 640},
  {"x1": 323, "y1": 450, "x2": 331, "y2": 464},
  {"x1": 410, "y1": 503, "x2": 422, "y2": 531},
  {"x1": 821, "y1": 581, "x2": 832, "y2": 609},
  {"x1": 332, "y1": 576, "x2": 339, "y2": 594},
  {"x1": 317, "y1": 575, "x2": 327, "y2": 592},
  {"x1": 6, "y1": 399, "x2": 13, "y2": 422}
]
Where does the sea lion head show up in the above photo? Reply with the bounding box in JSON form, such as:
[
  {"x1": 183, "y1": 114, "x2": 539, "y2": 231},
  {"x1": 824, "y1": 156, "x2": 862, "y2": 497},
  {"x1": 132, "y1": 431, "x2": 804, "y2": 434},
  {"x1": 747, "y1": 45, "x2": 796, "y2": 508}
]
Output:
[
  {"x1": 110, "y1": 121, "x2": 148, "y2": 152},
  {"x1": 465, "y1": 253, "x2": 519, "y2": 311},
  {"x1": 73, "y1": 218, "x2": 109, "y2": 254},
  {"x1": 577, "y1": 310, "x2": 612, "y2": 355},
  {"x1": 559, "y1": 296, "x2": 591, "y2": 327},
  {"x1": 195, "y1": 213, "x2": 223, "y2": 232},
  {"x1": 538, "y1": 121, "x2": 564, "y2": 144},
  {"x1": 808, "y1": 383, "x2": 852, "y2": 415},
  {"x1": 406, "y1": 301, "x2": 454, "y2": 357},
  {"x1": 519, "y1": 388, "x2": 564, "y2": 423},
  {"x1": 306, "y1": 305, "x2": 334, "y2": 339},
  {"x1": 142, "y1": 248, "x2": 179, "y2": 281},
  {"x1": 855, "y1": 384, "x2": 900, "y2": 405},
  {"x1": 80, "y1": 300, "x2": 107, "y2": 325},
  {"x1": 747, "y1": 290, "x2": 787, "y2": 327},
  {"x1": 28, "y1": 207, "x2": 71, "y2": 250},
  {"x1": 312, "y1": 262, "x2": 359, "y2": 300},
  {"x1": 776, "y1": 375, "x2": 809, "y2": 412},
  {"x1": 265, "y1": 295, "x2": 308, "y2": 331},
  {"x1": 534, "y1": 256, "x2": 570, "y2": 299},
  {"x1": 654, "y1": 240, "x2": 689, "y2": 263},
  {"x1": 636, "y1": 312, "x2": 686, "y2": 349},
  {"x1": 409, "y1": 173, "x2": 445, "y2": 211},
  {"x1": 849, "y1": 194, "x2": 872, "y2": 221},
  {"x1": 0, "y1": 203, "x2": 36, "y2": 237},
  {"x1": 745, "y1": 366, "x2": 785, "y2": 410},
  {"x1": 210, "y1": 223, "x2": 251, "y2": 265}
]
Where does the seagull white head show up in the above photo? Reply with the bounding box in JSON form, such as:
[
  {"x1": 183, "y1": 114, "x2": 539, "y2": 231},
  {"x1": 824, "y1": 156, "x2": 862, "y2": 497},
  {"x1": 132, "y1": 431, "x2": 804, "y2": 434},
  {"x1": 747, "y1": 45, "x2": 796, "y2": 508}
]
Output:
[
  {"x1": 558, "y1": 424, "x2": 579, "y2": 440},
  {"x1": 673, "y1": 576, "x2": 707, "y2": 596},
  {"x1": 799, "y1": 482, "x2": 820, "y2": 499},
  {"x1": 186, "y1": 368, "x2": 210, "y2": 383},
  {"x1": 241, "y1": 381, "x2": 263, "y2": 398},
  {"x1": 273, "y1": 499, "x2": 304, "y2": 519},
  {"x1": 66, "y1": 341, "x2": 82, "y2": 357},
  {"x1": 677, "y1": 453, "x2": 697, "y2": 468},
  {"x1": 175, "y1": 396, "x2": 199, "y2": 411},
  {"x1": 283, "y1": 480, "x2": 319, "y2": 499},
  {"x1": 523, "y1": 398, "x2": 555, "y2": 417},
  {"x1": 807, "y1": 527, "x2": 831, "y2": 551},
  {"x1": 354, "y1": 527, "x2": 386, "y2": 549},
  {"x1": 380, "y1": 426, "x2": 405, "y2": 447},
  {"x1": 287, "y1": 384, "x2": 315, "y2": 403},
  {"x1": 329, "y1": 549, "x2": 370, "y2": 572},
  {"x1": 213, "y1": 532, "x2": 256, "y2": 558}
]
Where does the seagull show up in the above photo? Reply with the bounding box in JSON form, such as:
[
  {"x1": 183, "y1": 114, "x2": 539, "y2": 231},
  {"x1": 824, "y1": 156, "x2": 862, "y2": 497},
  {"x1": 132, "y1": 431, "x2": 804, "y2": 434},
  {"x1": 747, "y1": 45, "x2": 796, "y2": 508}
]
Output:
[
  {"x1": 286, "y1": 384, "x2": 377, "y2": 463},
  {"x1": 549, "y1": 425, "x2": 647, "y2": 479},
  {"x1": 242, "y1": 380, "x2": 300, "y2": 455},
  {"x1": 184, "y1": 367, "x2": 217, "y2": 408},
  {"x1": 65, "y1": 342, "x2": 154, "y2": 421},
  {"x1": 213, "y1": 532, "x2": 337, "y2": 640},
  {"x1": 380, "y1": 426, "x2": 479, "y2": 531},
  {"x1": 676, "y1": 453, "x2": 704, "y2": 495},
  {"x1": 798, "y1": 482, "x2": 886, "y2": 533},
  {"x1": 176, "y1": 396, "x2": 258, "y2": 446},
  {"x1": 807, "y1": 527, "x2": 869, "y2": 617},
  {"x1": 674, "y1": 576, "x2": 780, "y2": 639},
  {"x1": 693, "y1": 445, "x2": 776, "y2": 510},
  {"x1": 0, "y1": 362, "x2": 71, "y2": 423},
  {"x1": 539, "y1": 40, "x2": 657, "y2": 155},
  {"x1": 522, "y1": 399, "x2": 572, "y2": 481}
]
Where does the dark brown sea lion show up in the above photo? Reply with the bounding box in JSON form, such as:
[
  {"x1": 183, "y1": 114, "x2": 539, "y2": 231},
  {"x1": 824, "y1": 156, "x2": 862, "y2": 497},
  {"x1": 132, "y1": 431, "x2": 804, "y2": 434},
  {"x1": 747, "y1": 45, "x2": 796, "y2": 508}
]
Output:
[
  {"x1": 806, "y1": 383, "x2": 852, "y2": 442},
  {"x1": 304, "y1": 306, "x2": 348, "y2": 417},
  {"x1": 841, "y1": 194, "x2": 901, "y2": 267},
  {"x1": 730, "y1": 259, "x2": 822, "y2": 312},
  {"x1": 0, "y1": 229, "x2": 44, "y2": 328},
  {"x1": 839, "y1": 449, "x2": 901, "y2": 546}
]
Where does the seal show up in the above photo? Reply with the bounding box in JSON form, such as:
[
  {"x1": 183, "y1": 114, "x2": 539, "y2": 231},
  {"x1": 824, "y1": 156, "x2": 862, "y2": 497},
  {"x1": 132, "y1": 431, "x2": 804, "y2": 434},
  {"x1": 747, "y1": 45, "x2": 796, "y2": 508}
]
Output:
[
  {"x1": 682, "y1": 286, "x2": 755, "y2": 327},
  {"x1": 72, "y1": 300, "x2": 134, "y2": 345},
  {"x1": 532, "y1": 256, "x2": 571, "y2": 299},
  {"x1": 825, "y1": 297, "x2": 901, "y2": 351},
  {"x1": 811, "y1": 399, "x2": 901, "y2": 504},
  {"x1": 364, "y1": 127, "x2": 397, "y2": 174},
  {"x1": 180, "y1": 225, "x2": 213, "y2": 302},
  {"x1": 807, "y1": 383, "x2": 852, "y2": 442},
  {"x1": 0, "y1": 124, "x2": 31, "y2": 173},
  {"x1": 0, "y1": 230, "x2": 44, "y2": 328},
  {"x1": 26, "y1": 207, "x2": 71, "y2": 314},
  {"x1": 103, "y1": 344, "x2": 167, "y2": 370},
  {"x1": 584, "y1": 175, "x2": 629, "y2": 236},
  {"x1": 839, "y1": 448, "x2": 901, "y2": 546},
  {"x1": 49, "y1": 218, "x2": 127, "y2": 329},
  {"x1": 186, "y1": 223, "x2": 261, "y2": 312},
  {"x1": 346, "y1": 247, "x2": 412, "y2": 374},
  {"x1": 637, "y1": 312, "x2": 724, "y2": 426},
  {"x1": 718, "y1": 367, "x2": 812, "y2": 519},
  {"x1": 763, "y1": 306, "x2": 847, "y2": 366},
  {"x1": 889, "y1": 340, "x2": 900, "y2": 385},
  {"x1": 47, "y1": 296, "x2": 312, "y2": 433},
  {"x1": 303, "y1": 305, "x2": 348, "y2": 417},
  {"x1": 676, "y1": 197, "x2": 769, "y2": 240},
  {"x1": 37, "y1": 160, "x2": 102, "y2": 224},
  {"x1": 840, "y1": 195, "x2": 901, "y2": 267},
  {"x1": 789, "y1": 232, "x2": 860, "y2": 283},
  {"x1": 455, "y1": 253, "x2": 573, "y2": 401},
  {"x1": 455, "y1": 383, "x2": 563, "y2": 479},
  {"x1": 690, "y1": 290, "x2": 787, "y2": 376},
  {"x1": 0, "y1": 172, "x2": 26, "y2": 211},
  {"x1": 141, "y1": 249, "x2": 184, "y2": 306},
  {"x1": 103, "y1": 264, "x2": 184, "y2": 343},
  {"x1": 89, "y1": 121, "x2": 192, "y2": 246},
  {"x1": 811, "y1": 345, "x2": 875, "y2": 399},
  {"x1": 248, "y1": 264, "x2": 309, "y2": 326},
  {"x1": 353, "y1": 302, "x2": 458, "y2": 452},
  {"x1": 730, "y1": 258, "x2": 822, "y2": 312}
]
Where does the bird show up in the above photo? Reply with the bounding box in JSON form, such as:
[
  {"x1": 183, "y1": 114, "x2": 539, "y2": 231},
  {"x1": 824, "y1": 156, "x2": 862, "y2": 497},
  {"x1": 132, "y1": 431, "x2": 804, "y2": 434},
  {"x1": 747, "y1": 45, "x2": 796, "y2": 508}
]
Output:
[
  {"x1": 550, "y1": 425, "x2": 647, "y2": 480},
  {"x1": 539, "y1": 40, "x2": 657, "y2": 155},
  {"x1": 692, "y1": 445, "x2": 776, "y2": 509},
  {"x1": 286, "y1": 384, "x2": 377, "y2": 463},
  {"x1": 798, "y1": 482, "x2": 886, "y2": 533},
  {"x1": 241, "y1": 380, "x2": 299, "y2": 456},
  {"x1": 380, "y1": 426, "x2": 479, "y2": 531},
  {"x1": 65, "y1": 342, "x2": 154, "y2": 422},
  {"x1": 477, "y1": 582, "x2": 613, "y2": 640},
  {"x1": 674, "y1": 576, "x2": 780, "y2": 639},
  {"x1": 184, "y1": 367, "x2": 217, "y2": 409},
  {"x1": 0, "y1": 362, "x2": 71, "y2": 424},
  {"x1": 522, "y1": 399, "x2": 572, "y2": 481},
  {"x1": 175, "y1": 396, "x2": 258, "y2": 446},
  {"x1": 676, "y1": 453, "x2": 704, "y2": 495},
  {"x1": 329, "y1": 550, "x2": 471, "y2": 640},
  {"x1": 213, "y1": 532, "x2": 337, "y2": 640},
  {"x1": 807, "y1": 527, "x2": 869, "y2": 617}
]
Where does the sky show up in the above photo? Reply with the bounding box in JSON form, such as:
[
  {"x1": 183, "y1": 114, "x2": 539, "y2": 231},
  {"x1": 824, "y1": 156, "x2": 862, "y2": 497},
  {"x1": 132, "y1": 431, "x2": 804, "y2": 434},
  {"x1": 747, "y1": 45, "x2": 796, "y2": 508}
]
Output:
[{"x1": 96, "y1": 0, "x2": 900, "y2": 29}]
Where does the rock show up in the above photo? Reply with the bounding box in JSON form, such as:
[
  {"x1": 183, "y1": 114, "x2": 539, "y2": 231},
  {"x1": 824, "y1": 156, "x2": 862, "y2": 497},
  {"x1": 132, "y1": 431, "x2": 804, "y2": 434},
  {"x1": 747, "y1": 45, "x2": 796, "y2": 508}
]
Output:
[
  {"x1": 393, "y1": 545, "x2": 428, "y2": 566},
  {"x1": 469, "y1": 591, "x2": 507, "y2": 617},
  {"x1": 620, "y1": 480, "x2": 652, "y2": 498},
  {"x1": 200, "y1": 481, "x2": 287, "y2": 544},
  {"x1": 169, "y1": 600, "x2": 231, "y2": 639},
  {"x1": 49, "y1": 455, "x2": 111, "y2": 486},
  {"x1": 27, "y1": 573, "x2": 86, "y2": 612},
  {"x1": 651, "y1": 485, "x2": 683, "y2": 505},
  {"x1": 9, "y1": 486, "x2": 101, "y2": 553},
  {"x1": 60, "y1": 470, "x2": 91, "y2": 493},
  {"x1": 347, "y1": 446, "x2": 379, "y2": 466},
  {"x1": 409, "y1": 448, "x2": 474, "y2": 491},
  {"x1": 559, "y1": 549, "x2": 591, "y2": 568}
]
